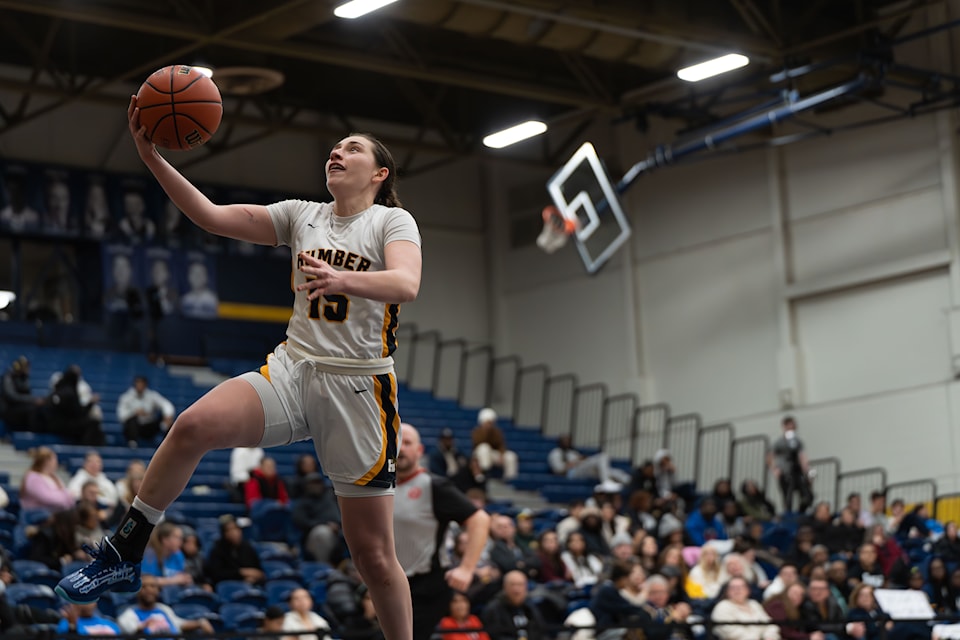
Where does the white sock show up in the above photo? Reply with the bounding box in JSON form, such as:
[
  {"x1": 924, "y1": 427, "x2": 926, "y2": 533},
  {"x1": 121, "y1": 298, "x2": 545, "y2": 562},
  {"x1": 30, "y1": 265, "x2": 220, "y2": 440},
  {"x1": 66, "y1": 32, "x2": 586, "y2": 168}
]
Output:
[{"x1": 131, "y1": 496, "x2": 165, "y2": 525}]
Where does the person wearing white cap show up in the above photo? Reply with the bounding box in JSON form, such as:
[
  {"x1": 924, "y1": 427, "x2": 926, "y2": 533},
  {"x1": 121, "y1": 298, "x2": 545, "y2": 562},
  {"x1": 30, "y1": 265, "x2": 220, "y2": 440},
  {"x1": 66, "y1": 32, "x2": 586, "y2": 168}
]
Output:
[{"x1": 471, "y1": 407, "x2": 519, "y2": 480}]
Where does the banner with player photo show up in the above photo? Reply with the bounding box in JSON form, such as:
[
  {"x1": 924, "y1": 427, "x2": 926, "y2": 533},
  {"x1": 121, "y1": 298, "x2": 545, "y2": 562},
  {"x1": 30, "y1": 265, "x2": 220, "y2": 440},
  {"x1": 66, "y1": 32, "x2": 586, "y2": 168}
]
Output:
[{"x1": 101, "y1": 245, "x2": 221, "y2": 320}]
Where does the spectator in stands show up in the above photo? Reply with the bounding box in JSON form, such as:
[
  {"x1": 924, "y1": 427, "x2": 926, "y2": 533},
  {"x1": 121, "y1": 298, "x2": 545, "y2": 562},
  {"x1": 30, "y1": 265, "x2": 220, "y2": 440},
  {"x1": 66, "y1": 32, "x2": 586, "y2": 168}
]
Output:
[
  {"x1": 926, "y1": 557, "x2": 952, "y2": 613},
  {"x1": 292, "y1": 472, "x2": 342, "y2": 564},
  {"x1": 804, "y1": 576, "x2": 845, "y2": 634},
  {"x1": 658, "y1": 544, "x2": 690, "y2": 589},
  {"x1": 609, "y1": 531, "x2": 636, "y2": 564},
  {"x1": 689, "y1": 542, "x2": 726, "y2": 600},
  {"x1": 19, "y1": 446, "x2": 74, "y2": 513},
  {"x1": 826, "y1": 560, "x2": 852, "y2": 606},
  {"x1": 260, "y1": 605, "x2": 287, "y2": 636},
  {"x1": 561, "y1": 530, "x2": 604, "y2": 589},
  {"x1": 644, "y1": 573, "x2": 694, "y2": 638},
  {"x1": 471, "y1": 408, "x2": 518, "y2": 481},
  {"x1": 244, "y1": 456, "x2": 289, "y2": 510},
  {"x1": 589, "y1": 558, "x2": 652, "y2": 639},
  {"x1": 78, "y1": 477, "x2": 114, "y2": 526},
  {"x1": 768, "y1": 416, "x2": 813, "y2": 514},
  {"x1": 0, "y1": 355, "x2": 44, "y2": 431},
  {"x1": 821, "y1": 507, "x2": 863, "y2": 558},
  {"x1": 600, "y1": 502, "x2": 631, "y2": 548},
  {"x1": 653, "y1": 449, "x2": 697, "y2": 508},
  {"x1": 27, "y1": 507, "x2": 86, "y2": 570},
  {"x1": 619, "y1": 558, "x2": 648, "y2": 605},
  {"x1": 110, "y1": 460, "x2": 147, "y2": 528},
  {"x1": 67, "y1": 451, "x2": 119, "y2": 509},
  {"x1": 639, "y1": 534, "x2": 660, "y2": 575},
  {"x1": 548, "y1": 434, "x2": 631, "y2": 486},
  {"x1": 536, "y1": 529, "x2": 571, "y2": 584},
  {"x1": 180, "y1": 529, "x2": 209, "y2": 589},
  {"x1": 515, "y1": 510, "x2": 538, "y2": 552},
  {"x1": 712, "y1": 479, "x2": 737, "y2": 511},
  {"x1": 711, "y1": 576, "x2": 781, "y2": 640},
  {"x1": 438, "y1": 591, "x2": 489, "y2": 640},
  {"x1": 75, "y1": 499, "x2": 107, "y2": 550},
  {"x1": 721, "y1": 500, "x2": 749, "y2": 539},
  {"x1": 481, "y1": 569, "x2": 546, "y2": 640},
  {"x1": 846, "y1": 583, "x2": 892, "y2": 640},
  {"x1": 577, "y1": 505, "x2": 612, "y2": 557},
  {"x1": 556, "y1": 500, "x2": 585, "y2": 545},
  {"x1": 739, "y1": 480, "x2": 776, "y2": 522},
  {"x1": 429, "y1": 427, "x2": 466, "y2": 478},
  {"x1": 935, "y1": 521, "x2": 960, "y2": 563},
  {"x1": 117, "y1": 375, "x2": 175, "y2": 448},
  {"x1": 897, "y1": 504, "x2": 933, "y2": 541},
  {"x1": 229, "y1": 446, "x2": 263, "y2": 502},
  {"x1": 489, "y1": 513, "x2": 540, "y2": 580},
  {"x1": 56, "y1": 601, "x2": 121, "y2": 636},
  {"x1": 117, "y1": 573, "x2": 215, "y2": 636},
  {"x1": 764, "y1": 582, "x2": 818, "y2": 640},
  {"x1": 204, "y1": 513, "x2": 264, "y2": 586},
  {"x1": 287, "y1": 453, "x2": 320, "y2": 500},
  {"x1": 142, "y1": 521, "x2": 192, "y2": 587},
  {"x1": 862, "y1": 491, "x2": 888, "y2": 530},
  {"x1": 763, "y1": 563, "x2": 800, "y2": 602},
  {"x1": 800, "y1": 545, "x2": 829, "y2": 581},
  {"x1": 945, "y1": 568, "x2": 960, "y2": 614},
  {"x1": 847, "y1": 543, "x2": 885, "y2": 589},
  {"x1": 625, "y1": 489, "x2": 659, "y2": 535},
  {"x1": 44, "y1": 366, "x2": 105, "y2": 446},
  {"x1": 685, "y1": 497, "x2": 728, "y2": 546},
  {"x1": 283, "y1": 587, "x2": 332, "y2": 640},
  {"x1": 786, "y1": 525, "x2": 816, "y2": 568},
  {"x1": 721, "y1": 553, "x2": 764, "y2": 602},
  {"x1": 845, "y1": 493, "x2": 870, "y2": 526}
]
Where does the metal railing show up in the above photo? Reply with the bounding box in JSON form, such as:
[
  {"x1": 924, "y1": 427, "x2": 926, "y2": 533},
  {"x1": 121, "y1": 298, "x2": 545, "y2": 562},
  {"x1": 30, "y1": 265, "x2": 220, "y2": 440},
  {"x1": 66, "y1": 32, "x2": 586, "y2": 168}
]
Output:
[{"x1": 393, "y1": 323, "x2": 940, "y2": 509}]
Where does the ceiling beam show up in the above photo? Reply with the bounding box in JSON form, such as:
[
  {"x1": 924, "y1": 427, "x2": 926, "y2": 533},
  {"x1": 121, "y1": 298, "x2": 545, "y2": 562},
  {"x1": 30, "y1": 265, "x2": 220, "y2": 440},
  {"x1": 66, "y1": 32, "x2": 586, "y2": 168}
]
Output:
[{"x1": 0, "y1": 0, "x2": 613, "y2": 110}]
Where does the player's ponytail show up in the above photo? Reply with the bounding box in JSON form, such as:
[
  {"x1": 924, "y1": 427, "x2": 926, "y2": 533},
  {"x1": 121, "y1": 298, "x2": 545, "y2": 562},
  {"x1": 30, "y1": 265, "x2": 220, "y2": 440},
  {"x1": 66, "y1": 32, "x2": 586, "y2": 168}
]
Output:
[{"x1": 354, "y1": 132, "x2": 402, "y2": 208}]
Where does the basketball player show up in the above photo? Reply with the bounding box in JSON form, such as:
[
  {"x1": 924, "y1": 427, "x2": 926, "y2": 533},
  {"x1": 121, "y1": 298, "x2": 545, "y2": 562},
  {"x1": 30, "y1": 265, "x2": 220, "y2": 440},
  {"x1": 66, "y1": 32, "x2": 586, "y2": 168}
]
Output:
[{"x1": 58, "y1": 95, "x2": 421, "y2": 640}]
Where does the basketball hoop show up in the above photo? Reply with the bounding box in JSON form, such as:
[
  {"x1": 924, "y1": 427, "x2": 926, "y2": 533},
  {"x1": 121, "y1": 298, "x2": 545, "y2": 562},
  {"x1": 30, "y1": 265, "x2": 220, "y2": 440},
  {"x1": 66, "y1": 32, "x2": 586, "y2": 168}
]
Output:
[{"x1": 536, "y1": 205, "x2": 576, "y2": 253}]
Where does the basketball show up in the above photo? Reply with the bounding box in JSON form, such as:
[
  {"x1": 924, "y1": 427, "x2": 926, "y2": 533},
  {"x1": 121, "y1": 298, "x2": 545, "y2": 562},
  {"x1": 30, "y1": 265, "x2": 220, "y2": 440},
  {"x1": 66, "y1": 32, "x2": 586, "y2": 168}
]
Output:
[{"x1": 136, "y1": 65, "x2": 222, "y2": 151}]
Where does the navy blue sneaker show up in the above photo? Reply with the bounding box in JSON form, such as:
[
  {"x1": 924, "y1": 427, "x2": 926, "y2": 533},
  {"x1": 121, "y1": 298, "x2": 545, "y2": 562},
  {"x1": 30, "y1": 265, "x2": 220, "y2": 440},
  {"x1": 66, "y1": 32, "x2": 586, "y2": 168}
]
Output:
[{"x1": 55, "y1": 538, "x2": 141, "y2": 603}]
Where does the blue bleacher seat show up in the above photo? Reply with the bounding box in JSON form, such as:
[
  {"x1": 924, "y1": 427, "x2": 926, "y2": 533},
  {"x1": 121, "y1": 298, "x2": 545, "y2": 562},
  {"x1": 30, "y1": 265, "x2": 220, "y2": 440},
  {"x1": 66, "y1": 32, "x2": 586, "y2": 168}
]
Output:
[
  {"x1": 172, "y1": 602, "x2": 222, "y2": 630},
  {"x1": 170, "y1": 585, "x2": 222, "y2": 610},
  {"x1": 265, "y1": 578, "x2": 303, "y2": 606},
  {"x1": 20, "y1": 508, "x2": 52, "y2": 525},
  {"x1": 250, "y1": 499, "x2": 296, "y2": 546},
  {"x1": 12, "y1": 560, "x2": 61, "y2": 589},
  {"x1": 219, "y1": 602, "x2": 263, "y2": 630},
  {"x1": 299, "y1": 561, "x2": 332, "y2": 584},
  {"x1": 4, "y1": 583, "x2": 60, "y2": 610},
  {"x1": 262, "y1": 560, "x2": 303, "y2": 583},
  {"x1": 215, "y1": 580, "x2": 268, "y2": 608}
]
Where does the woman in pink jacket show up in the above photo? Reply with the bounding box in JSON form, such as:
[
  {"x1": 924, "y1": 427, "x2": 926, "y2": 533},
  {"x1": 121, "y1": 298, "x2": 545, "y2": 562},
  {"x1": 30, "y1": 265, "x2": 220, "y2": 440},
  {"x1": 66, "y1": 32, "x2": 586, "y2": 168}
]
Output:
[{"x1": 20, "y1": 446, "x2": 75, "y2": 513}]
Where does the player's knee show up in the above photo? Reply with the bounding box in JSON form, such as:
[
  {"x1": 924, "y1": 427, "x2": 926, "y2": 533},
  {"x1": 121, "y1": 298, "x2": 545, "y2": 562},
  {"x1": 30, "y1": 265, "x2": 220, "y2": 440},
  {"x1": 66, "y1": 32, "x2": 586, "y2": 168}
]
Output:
[
  {"x1": 167, "y1": 409, "x2": 221, "y2": 451},
  {"x1": 350, "y1": 542, "x2": 393, "y2": 580}
]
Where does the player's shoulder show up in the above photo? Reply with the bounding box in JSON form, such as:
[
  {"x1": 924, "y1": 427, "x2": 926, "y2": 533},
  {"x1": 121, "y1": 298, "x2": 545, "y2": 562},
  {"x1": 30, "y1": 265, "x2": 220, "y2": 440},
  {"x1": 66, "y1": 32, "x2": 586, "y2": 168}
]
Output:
[{"x1": 369, "y1": 203, "x2": 416, "y2": 222}]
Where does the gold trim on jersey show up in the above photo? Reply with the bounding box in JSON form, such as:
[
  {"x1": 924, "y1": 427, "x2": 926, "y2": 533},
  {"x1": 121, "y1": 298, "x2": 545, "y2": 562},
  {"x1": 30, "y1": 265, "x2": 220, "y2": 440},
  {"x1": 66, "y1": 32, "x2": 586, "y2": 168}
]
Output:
[{"x1": 381, "y1": 304, "x2": 399, "y2": 357}]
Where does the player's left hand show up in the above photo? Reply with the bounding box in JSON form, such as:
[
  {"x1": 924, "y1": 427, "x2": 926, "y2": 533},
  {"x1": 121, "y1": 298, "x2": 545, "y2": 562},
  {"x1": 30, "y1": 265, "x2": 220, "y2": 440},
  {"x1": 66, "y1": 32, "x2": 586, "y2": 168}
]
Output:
[
  {"x1": 297, "y1": 252, "x2": 343, "y2": 300},
  {"x1": 445, "y1": 566, "x2": 474, "y2": 592}
]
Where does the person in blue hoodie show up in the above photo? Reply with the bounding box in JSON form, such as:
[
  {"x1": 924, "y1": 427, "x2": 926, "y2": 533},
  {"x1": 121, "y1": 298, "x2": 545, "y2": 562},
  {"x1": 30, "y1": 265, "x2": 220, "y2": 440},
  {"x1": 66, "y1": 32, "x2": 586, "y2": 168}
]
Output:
[{"x1": 685, "y1": 497, "x2": 728, "y2": 547}]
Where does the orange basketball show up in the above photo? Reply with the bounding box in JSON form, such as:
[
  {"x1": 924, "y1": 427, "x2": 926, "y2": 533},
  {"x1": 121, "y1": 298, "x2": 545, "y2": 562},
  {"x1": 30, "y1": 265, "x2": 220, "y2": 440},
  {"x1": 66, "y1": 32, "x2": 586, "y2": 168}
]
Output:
[{"x1": 136, "y1": 65, "x2": 222, "y2": 150}]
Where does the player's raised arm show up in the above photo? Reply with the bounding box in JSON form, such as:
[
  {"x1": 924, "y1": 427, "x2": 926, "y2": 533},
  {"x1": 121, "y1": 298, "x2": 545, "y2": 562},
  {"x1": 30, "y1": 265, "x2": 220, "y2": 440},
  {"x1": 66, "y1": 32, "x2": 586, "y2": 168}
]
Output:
[{"x1": 127, "y1": 95, "x2": 278, "y2": 246}]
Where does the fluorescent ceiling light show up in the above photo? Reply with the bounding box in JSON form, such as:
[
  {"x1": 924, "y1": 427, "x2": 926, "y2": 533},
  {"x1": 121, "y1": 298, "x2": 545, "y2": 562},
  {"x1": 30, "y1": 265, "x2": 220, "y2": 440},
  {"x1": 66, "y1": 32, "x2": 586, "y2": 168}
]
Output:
[
  {"x1": 0, "y1": 290, "x2": 15, "y2": 310},
  {"x1": 483, "y1": 120, "x2": 548, "y2": 149},
  {"x1": 192, "y1": 66, "x2": 214, "y2": 78},
  {"x1": 334, "y1": 0, "x2": 400, "y2": 19},
  {"x1": 677, "y1": 53, "x2": 749, "y2": 82}
]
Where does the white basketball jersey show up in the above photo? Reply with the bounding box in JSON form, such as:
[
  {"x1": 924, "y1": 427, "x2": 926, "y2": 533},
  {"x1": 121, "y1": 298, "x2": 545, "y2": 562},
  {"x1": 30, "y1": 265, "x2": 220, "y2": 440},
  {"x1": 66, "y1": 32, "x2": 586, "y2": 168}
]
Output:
[{"x1": 266, "y1": 199, "x2": 421, "y2": 361}]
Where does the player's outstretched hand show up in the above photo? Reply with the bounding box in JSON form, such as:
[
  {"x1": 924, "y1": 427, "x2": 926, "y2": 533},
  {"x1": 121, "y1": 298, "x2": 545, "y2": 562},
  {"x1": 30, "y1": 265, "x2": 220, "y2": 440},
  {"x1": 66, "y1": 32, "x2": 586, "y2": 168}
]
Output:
[{"x1": 127, "y1": 95, "x2": 156, "y2": 158}]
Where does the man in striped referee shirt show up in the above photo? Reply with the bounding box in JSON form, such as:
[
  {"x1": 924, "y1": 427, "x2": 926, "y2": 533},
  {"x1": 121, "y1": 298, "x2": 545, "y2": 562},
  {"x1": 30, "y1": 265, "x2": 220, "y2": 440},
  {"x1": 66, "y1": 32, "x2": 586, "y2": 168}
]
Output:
[{"x1": 394, "y1": 423, "x2": 491, "y2": 640}]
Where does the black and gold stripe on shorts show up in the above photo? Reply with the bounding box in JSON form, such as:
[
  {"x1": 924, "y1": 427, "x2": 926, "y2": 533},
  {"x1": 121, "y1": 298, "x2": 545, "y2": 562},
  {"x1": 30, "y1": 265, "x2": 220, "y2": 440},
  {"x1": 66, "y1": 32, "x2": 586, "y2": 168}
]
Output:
[{"x1": 356, "y1": 372, "x2": 400, "y2": 488}]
